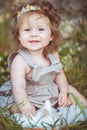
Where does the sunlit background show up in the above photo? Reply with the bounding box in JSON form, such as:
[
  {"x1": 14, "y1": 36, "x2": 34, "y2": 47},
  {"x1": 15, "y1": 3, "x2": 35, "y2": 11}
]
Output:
[
  {"x1": 0, "y1": 0, "x2": 87, "y2": 129},
  {"x1": 0, "y1": 0, "x2": 87, "y2": 83}
]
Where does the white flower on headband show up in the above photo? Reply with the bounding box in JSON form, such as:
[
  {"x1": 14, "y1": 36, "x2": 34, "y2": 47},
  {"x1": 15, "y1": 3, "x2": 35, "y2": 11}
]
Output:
[{"x1": 17, "y1": 4, "x2": 40, "y2": 20}]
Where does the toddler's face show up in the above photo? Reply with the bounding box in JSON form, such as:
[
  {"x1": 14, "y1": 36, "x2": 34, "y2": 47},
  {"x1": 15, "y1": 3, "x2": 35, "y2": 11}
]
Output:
[{"x1": 18, "y1": 13, "x2": 53, "y2": 52}]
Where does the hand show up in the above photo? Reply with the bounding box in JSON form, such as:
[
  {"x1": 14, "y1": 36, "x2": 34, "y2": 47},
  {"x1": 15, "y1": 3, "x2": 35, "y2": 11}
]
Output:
[
  {"x1": 19, "y1": 103, "x2": 36, "y2": 117},
  {"x1": 58, "y1": 92, "x2": 72, "y2": 107}
]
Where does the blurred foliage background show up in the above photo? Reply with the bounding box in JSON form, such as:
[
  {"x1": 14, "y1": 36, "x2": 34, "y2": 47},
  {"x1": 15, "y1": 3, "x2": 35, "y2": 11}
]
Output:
[{"x1": 0, "y1": 0, "x2": 87, "y2": 129}]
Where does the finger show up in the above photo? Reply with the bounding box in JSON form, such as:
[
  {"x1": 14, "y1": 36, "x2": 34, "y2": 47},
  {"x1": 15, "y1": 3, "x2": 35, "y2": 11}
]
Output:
[
  {"x1": 30, "y1": 109, "x2": 36, "y2": 117},
  {"x1": 67, "y1": 96, "x2": 72, "y2": 106},
  {"x1": 32, "y1": 111, "x2": 36, "y2": 116},
  {"x1": 61, "y1": 100, "x2": 68, "y2": 107},
  {"x1": 68, "y1": 100, "x2": 72, "y2": 106},
  {"x1": 59, "y1": 98, "x2": 67, "y2": 107},
  {"x1": 58, "y1": 95, "x2": 62, "y2": 106},
  {"x1": 29, "y1": 113, "x2": 33, "y2": 118},
  {"x1": 60, "y1": 97, "x2": 69, "y2": 107}
]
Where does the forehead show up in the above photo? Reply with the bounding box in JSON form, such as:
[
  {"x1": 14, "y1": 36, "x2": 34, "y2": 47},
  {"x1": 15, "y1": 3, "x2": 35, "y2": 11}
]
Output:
[{"x1": 18, "y1": 13, "x2": 51, "y2": 28}]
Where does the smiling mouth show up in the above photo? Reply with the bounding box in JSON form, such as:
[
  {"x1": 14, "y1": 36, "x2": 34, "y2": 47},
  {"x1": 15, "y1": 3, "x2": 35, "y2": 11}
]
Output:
[{"x1": 29, "y1": 40, "x2": 40, "y2": 43}]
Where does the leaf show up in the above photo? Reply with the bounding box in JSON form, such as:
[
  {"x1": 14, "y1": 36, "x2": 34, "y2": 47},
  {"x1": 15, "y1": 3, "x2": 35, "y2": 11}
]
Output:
[{"x1": 71, "y1": 93, "x2": 86, "y2": 118}]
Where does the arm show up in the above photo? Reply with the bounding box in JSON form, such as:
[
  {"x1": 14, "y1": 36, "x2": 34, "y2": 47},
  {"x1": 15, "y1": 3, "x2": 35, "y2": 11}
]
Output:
[
  {"x1": 53, "y1": 52, "x2": 70, "y2": 106},
  {"x1": 11, "y1": 55, "x2": 36, "y2": 117},
  {"x1": 55, "y1": 69, "x2": 69, "y2": 93}
]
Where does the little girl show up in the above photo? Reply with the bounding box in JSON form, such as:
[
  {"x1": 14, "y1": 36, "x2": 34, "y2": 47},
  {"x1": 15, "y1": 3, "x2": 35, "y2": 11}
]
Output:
[{"x1": 0, "y1": 0, "x2": 87, "y2": 118}]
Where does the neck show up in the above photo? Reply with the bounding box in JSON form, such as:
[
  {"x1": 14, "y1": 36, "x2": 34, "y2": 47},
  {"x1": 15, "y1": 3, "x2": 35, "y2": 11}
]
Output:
[
  {"x1": 21, "y1": 48, "x2": 50, "y2": 67},
  {"x1": 28, "y1": 49, "x2": 45, "y2": 58}
]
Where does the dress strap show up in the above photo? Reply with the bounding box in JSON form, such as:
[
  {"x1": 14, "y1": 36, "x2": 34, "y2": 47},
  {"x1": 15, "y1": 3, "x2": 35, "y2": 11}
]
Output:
[
  {"x1": 18, "y1": 49, "x2": 38, "y2": 69},
  {"x1": 47, "y1": 54, "x2": 61, "y2": 65},
  {"x1": 32, "y1": 54, "x2": 63, "y2": 81}
]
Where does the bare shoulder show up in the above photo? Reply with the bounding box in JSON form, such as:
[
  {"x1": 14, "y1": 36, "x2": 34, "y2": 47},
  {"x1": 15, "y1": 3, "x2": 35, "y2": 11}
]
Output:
[
  {"x1": 11, "y1": 54, "x2": 31, "y2": 74},
  {"x1": 11, "y1": 54, "x2": 25, "y2": 67}
]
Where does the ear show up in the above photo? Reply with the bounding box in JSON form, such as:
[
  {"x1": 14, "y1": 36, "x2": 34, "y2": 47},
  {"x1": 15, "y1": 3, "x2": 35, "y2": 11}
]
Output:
[
  {"x1": 18, "y1": 35, "x2": 20, "y2": 41},
  {"x1": 50, "y1": 35, "x2": 53, "y2": 41}
]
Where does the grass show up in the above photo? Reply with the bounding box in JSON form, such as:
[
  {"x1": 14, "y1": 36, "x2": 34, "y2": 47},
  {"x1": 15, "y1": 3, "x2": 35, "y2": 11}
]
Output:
[
  {"x1": 65, "y1": 51, "x2": 87, "y2": 99},
  {"x1": 0, "y1": 41, "x2": 87, "y2": 130}
]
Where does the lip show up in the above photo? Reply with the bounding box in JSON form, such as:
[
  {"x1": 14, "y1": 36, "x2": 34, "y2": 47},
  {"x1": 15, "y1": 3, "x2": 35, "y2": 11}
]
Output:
[{"x1": 29, "y1": 40, "x2": 40, "y2": 43}]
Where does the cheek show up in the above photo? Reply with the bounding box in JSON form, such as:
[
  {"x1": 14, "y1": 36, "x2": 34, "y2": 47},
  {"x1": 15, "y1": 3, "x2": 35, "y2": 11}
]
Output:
[
  {"x1": 19, "y1": 33, "x2": 28, "y2": 42},
  {"x1": 46, "y1": 34, "x2": 53, "y2": 42},
  {"x1": 46, "y1": 31, "x2": 53, "y2": 41}
]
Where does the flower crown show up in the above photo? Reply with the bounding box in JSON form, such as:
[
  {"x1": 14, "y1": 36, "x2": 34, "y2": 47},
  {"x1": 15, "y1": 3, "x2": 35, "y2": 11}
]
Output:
[{"x1": 17, "y1": 4, "x2": 40, "y2": 20}]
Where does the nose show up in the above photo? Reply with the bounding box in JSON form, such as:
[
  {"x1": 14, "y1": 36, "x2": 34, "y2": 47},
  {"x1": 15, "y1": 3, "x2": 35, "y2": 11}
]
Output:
[{"x1": 30, "y1": 29, "x2": 37, "y2": 37}]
